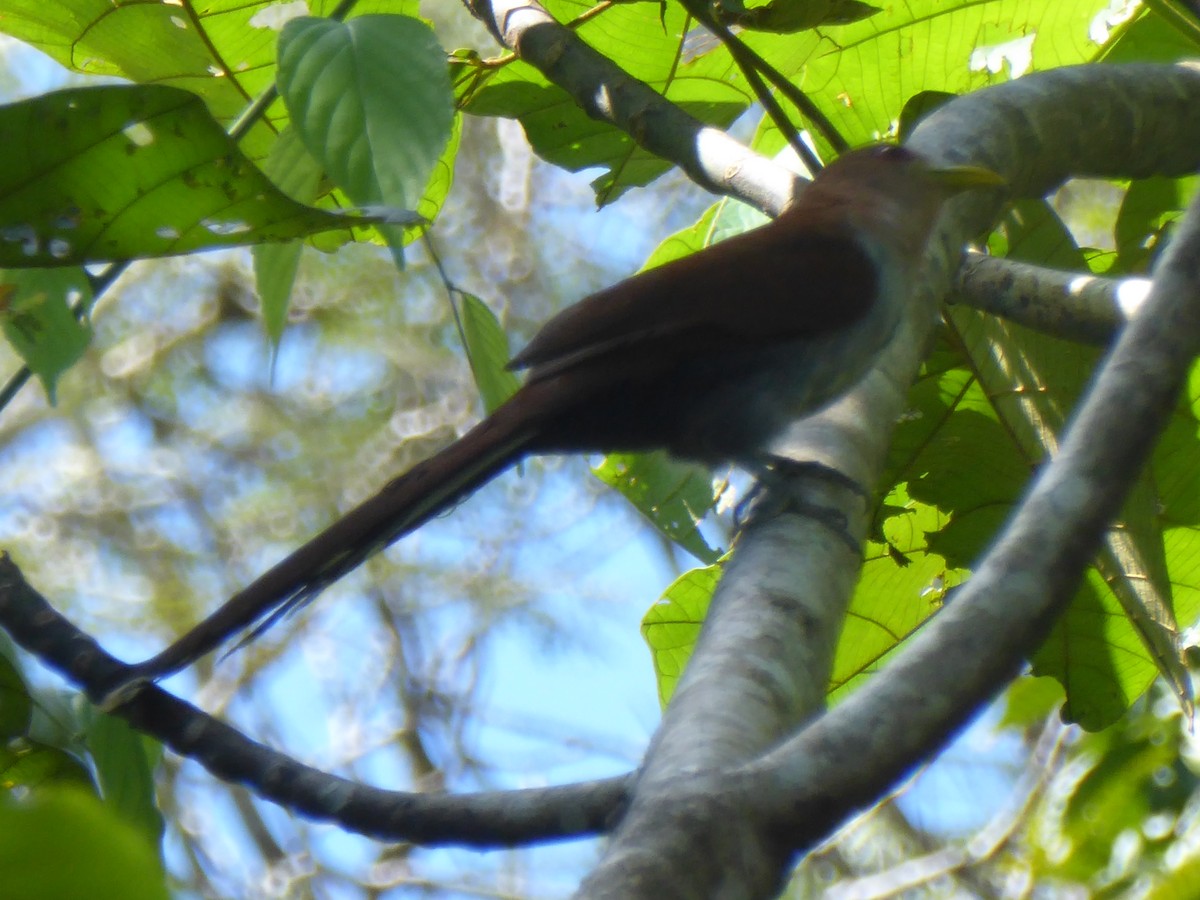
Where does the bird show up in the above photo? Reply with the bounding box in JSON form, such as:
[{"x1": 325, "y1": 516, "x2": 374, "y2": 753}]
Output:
[{"x1": 104, "y1": 144, "x2": 1001, "y2": 701}]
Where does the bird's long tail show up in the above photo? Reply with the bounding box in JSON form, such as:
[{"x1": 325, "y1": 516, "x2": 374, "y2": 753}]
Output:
[{"x1": 114, "y1": 401, "x2": 536, "y2": 694}]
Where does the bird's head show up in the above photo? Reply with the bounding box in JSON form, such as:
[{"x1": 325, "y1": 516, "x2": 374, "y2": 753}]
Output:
[{"x1": 797, "y1": 144, "x2": 1004, "y2": 264}]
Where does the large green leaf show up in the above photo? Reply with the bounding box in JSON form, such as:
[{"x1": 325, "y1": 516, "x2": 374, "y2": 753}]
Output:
[
  {"x1": 276, "y1": 15, "x2": 454, "y2": 257},
  {"x1": 0, "y1": 740, "x2": 94, "y2": 792},
  {"x1": 253, "y1": 126, "x2": 326, "y2": 345},
  {"x1": 593, "y1": 452, "x2": 721, "y2": 564},
  {"x1": 254, "y1": 113, "x2": 462, "y2": 339},
  {"x1": 0, "y1": 85, "x2": 367, "y2": 266},
  {"x1": 1151, "y1": 364, "x2": 1200, "y2": 691},
  {"x1": 0, "y1": 0, "x2": 419, "y2": 159},
  {"x1": 0, "y1": 0, "x2": 456, "y2": 267},
  {"x1": 964, "y1": 204, "x2": 1184, "y2": 728},
  {"x1": 748, "y1": 0, "x2": 1120, "y2": 157},
  {"x1": 1052, "y1": 705, "x2": 1194, "y2": 881},
  {"x1": 1112, "y1": 174, "x2": 1197, "y2": 274},
  {"x1": 0, "y1": 789, "x2": 168, "y2": 900},
  {"x1": 642, "y1": 564, "x2": 722, "y2": 706}
]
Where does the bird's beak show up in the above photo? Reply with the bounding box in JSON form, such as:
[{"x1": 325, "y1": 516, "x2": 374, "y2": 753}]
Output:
[{"x1": 924, "y1": 163, "x2": 1007, "y2": 191}]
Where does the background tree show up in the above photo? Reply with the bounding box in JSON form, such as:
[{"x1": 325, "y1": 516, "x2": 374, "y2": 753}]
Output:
[{"x1": 2, "y1": 1, "x2": 1200, "y2": 898}]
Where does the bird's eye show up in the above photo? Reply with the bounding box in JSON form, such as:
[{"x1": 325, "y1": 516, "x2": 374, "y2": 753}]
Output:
[{"x1": 870, "y1": 144, "x2": 913, "y2": 164}]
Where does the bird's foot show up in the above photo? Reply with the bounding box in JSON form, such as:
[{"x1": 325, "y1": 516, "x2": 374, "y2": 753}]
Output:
[{"x1": 735, "y1": 460, "x2": 869, "y2": 553}]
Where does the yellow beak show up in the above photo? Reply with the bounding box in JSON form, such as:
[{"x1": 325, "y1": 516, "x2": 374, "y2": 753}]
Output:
[{"x1": 925, "y1": 162, "x2": 1007, "y2": 191}]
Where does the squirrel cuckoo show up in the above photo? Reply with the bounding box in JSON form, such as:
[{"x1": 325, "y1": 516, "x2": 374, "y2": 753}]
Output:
[{"x1": 104, "y1": 145, "x2": 1000, "y2": 701}]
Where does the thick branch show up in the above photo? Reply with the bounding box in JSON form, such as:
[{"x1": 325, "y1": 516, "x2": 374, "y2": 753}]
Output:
[{"x1": 952, "y1": 253, "x2": 1148, "y2": 345}]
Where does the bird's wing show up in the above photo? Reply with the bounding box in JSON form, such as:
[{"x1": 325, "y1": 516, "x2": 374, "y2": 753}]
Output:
[{"x1": 509, "y1": 220, "x2": 880, "y2": 377}]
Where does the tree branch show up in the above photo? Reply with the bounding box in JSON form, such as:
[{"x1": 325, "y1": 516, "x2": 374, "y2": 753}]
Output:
[
  {"x1": 465, "y1": 0, "x2": 803, "y2": 213},
  {"x1": 0, "y1": 554, "x2": 629, "y2": 846},
  {"x1": 951, "y1": 253, "x2": 1148, "y2": 345}
]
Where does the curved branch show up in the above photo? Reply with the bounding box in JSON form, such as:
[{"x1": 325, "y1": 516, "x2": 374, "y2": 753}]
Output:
[{"x1": 0, "y1": 554, "x2": 629, "y2": 846}]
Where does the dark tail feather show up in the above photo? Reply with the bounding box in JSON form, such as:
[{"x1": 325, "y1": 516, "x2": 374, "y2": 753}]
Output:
[{"x1": 114, "y1": 403, "x2": 534, "y2": 693}]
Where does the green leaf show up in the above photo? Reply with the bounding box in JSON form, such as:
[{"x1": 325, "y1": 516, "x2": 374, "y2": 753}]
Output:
[
  {"x1": 1149, "y1": 368, "x2": 1200, "y2": 700},
  {"x1": 994, "y1": 203, "x2": 1184, "y2": 726},
  {"x1": 0, "y1": 270, "x2": 92, "y2": 403},
  {"x1": 946, "y1": 203, "x2": 1179, "y2": 728},
  {"x1": 831, "y1": 481, "x2": 970, "y2": 702},
  {"x1": 1056, "y1": 710, "x2": 1194, "y2": 879},
  {"x1": 593, "y1": 453, "x2": 721, "y2": 564},
  {"x1": 254, "y1": 240, "x2": 305, "y2": 348},
  {"x1": 848, "y1": 199, "x2": 1187, "y2": 729},
  {"x1": 1145, "y1": 856, "x2": 1200, "y2": 900},
  {"x1": 1113, "y1": 175, "x2": 1196, "y2": 274},
  {"x1": 277, "y1": 15, "x2": 455, "y2": 259},
  {"x1": 0, "y1": 85, "x2": 365, "y2": 266},
  {"x1": 254, "y1": 114, "x2": 461, "y2": 339},
  {"x1": 0, "y1": 788, "x2": 168, "y2": 900},
  {"x1": 414, "y1": 110, "x2": 462, "y2": 230},
  {"x1": 826, "y1": 193, "x2": 1190, "y2": 724},
  {"x1": 0, "y1": 0, "x2": 421, "y2": 160},
  {"x1": 999, "y1": 675, "x2": 1066, "y2": 728},
  {"x1": 0, "y1": 740, "x2": 94, "y2": 792},
  {"x1": 898, "y1": 90, "x2": 957, "y2": 142},
  {"x1": 0, "y1": 654, "x2": 32, "y2": 739},
  {"x1": 642, "y1": 565, "x2": 722, "y2": 706},
  {"x1": 84, "y1": 712, "x2": 165, "y2": 852},
  {"x1": 254, "y1": 127, "x2": 323, "y2": 344},
  {"x1": 640, "y1": 197, "x2": 768, "y2": 268},
  {"x1": 752, "y1": 0, "x2": 1118, "y2": 160},
  {"x1": 1102, "y1": 2, "x2": 1200, "y2": 62},
  {"x1": 460, "y1": 293, "x2": 520, "y2": 413}
]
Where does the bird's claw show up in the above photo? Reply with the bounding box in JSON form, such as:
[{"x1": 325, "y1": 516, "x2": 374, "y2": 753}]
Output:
[{"x1": 735, "y1": 460, "x2": 869, "y2": 553}]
